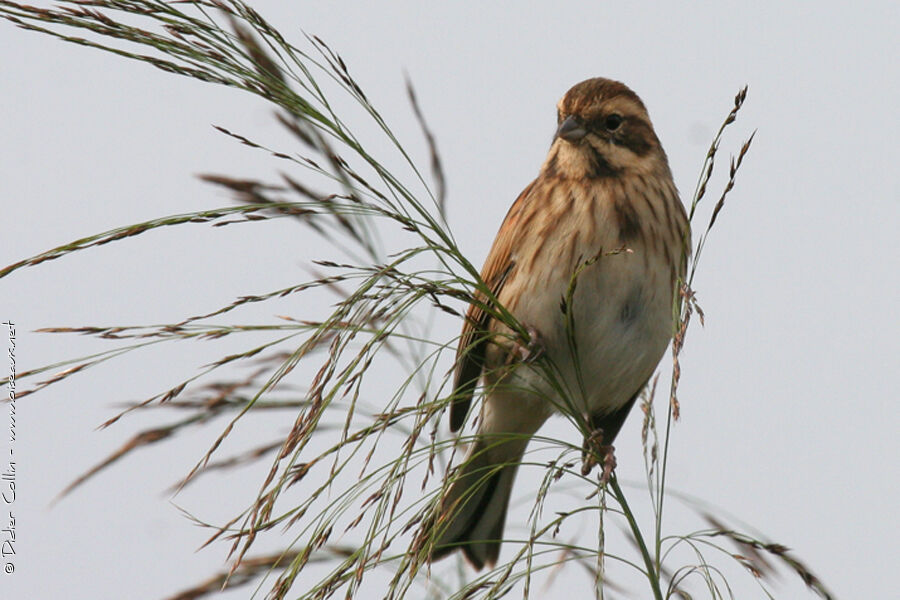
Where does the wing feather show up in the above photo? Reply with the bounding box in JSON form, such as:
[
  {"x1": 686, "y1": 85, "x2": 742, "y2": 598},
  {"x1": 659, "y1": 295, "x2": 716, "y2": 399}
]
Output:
[{"x1": 449, "y1": 179, "x2": 539, "y2": 431}]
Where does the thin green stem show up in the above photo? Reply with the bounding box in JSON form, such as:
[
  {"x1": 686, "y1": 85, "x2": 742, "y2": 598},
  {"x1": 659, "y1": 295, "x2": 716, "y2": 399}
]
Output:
[
  {"x1": 609, "y1": 475, "x2": 662, "y2": 600},
  {"x1": 656, "y1": 398, "x2": 674, "y2": 576}
]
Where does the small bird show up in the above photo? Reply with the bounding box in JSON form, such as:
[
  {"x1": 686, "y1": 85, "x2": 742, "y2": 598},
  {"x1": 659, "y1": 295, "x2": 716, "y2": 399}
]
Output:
[{"x1": 424, "y1": 78, "x2": 691, "y2": 569}]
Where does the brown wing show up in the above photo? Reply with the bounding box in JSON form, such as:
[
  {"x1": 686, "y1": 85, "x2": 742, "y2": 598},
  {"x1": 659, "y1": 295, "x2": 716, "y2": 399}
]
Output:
[{"x1": 449, "y1": 180, "x2": 538, "y2": 431}]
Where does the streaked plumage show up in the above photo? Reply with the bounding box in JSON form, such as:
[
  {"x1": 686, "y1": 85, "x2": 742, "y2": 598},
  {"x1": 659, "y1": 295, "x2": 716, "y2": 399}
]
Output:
[{"x1": 425, "y1": 78, "x2": 690, "y2": 569}]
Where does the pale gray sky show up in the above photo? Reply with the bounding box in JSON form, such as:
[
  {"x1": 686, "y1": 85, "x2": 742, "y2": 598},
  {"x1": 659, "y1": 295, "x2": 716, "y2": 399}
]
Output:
[{"x1": 2, "y1": 2, "x2": 898, "y2": 599}]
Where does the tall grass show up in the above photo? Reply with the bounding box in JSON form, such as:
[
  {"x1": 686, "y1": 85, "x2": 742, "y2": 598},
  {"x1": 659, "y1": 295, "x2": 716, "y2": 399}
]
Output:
[{"x1": 0, "y1": 2, "x2": 833, "y2": 599}]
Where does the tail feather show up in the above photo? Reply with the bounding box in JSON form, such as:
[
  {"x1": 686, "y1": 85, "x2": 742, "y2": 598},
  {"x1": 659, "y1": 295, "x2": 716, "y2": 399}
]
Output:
[{"x1": 427, "y1": 439, "x2": 522, "y2": 569}]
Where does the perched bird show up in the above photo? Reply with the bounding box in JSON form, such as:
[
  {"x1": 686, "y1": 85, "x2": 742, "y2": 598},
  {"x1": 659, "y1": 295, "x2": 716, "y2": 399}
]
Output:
[{"x1": 424, "y1": 78, "x2": 691, "y2": 569}]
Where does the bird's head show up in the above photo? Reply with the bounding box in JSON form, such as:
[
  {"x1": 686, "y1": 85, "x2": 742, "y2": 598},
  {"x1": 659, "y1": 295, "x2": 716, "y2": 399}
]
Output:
[{"x1": 543, "y1": 78, "x2": 669, "y2": 179}]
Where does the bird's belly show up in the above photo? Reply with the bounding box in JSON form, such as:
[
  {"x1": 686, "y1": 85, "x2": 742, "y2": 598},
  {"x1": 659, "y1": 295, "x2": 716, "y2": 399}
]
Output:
[{"x1": 492, "y1": 250, "x2": 674, "y2": 419}]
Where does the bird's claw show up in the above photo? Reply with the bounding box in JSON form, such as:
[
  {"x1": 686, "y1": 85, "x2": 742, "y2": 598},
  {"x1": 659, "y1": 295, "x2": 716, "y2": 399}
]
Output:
[
  {"x1": 504, "y1": 323, "x2": 546, "y2": 365},
  {"x1": 581, "y1": 428, "x2": 616, "y2": 484},
  {"x1": 518, "y1": 324, "x2": 545, "y2": 363}
]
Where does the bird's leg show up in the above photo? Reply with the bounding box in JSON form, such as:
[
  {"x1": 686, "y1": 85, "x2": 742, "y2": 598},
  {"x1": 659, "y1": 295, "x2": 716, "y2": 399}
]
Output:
[
  {"x1": 599, "y1": 445, "x2": 617, "y2": 484},
  {"x1": 507, "y1": 323, "x2": 545, "y2": 364},
  {"x1": 581, "y1": 428, "x2": 617, "y2": 484}
]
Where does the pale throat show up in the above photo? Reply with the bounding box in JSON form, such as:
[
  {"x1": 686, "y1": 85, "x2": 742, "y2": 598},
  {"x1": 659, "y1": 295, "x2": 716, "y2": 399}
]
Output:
[{"x1": 545, "y1": 143, "x2": 600, "y2": 178}]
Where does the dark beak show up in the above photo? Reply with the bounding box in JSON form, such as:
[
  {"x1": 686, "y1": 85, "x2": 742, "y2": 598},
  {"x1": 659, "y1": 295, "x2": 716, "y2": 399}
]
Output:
[{"x1": 556, "y1": 115, "x2": 587, "y2": 143}]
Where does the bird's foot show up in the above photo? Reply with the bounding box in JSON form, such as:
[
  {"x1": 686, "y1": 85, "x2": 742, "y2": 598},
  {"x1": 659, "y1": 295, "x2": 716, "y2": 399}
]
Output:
[
  {"x1": 509, "y1": 323, "x2": 545, "y2": 364},
  {"x1": 581, "y1": 429, "x2": 616, "y2": 484}
]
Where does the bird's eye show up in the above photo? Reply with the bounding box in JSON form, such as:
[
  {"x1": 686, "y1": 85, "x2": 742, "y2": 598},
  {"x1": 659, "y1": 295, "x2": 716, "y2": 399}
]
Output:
[{"x1": 604, "y1": 114, "x2": 624, "y2": 131}]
